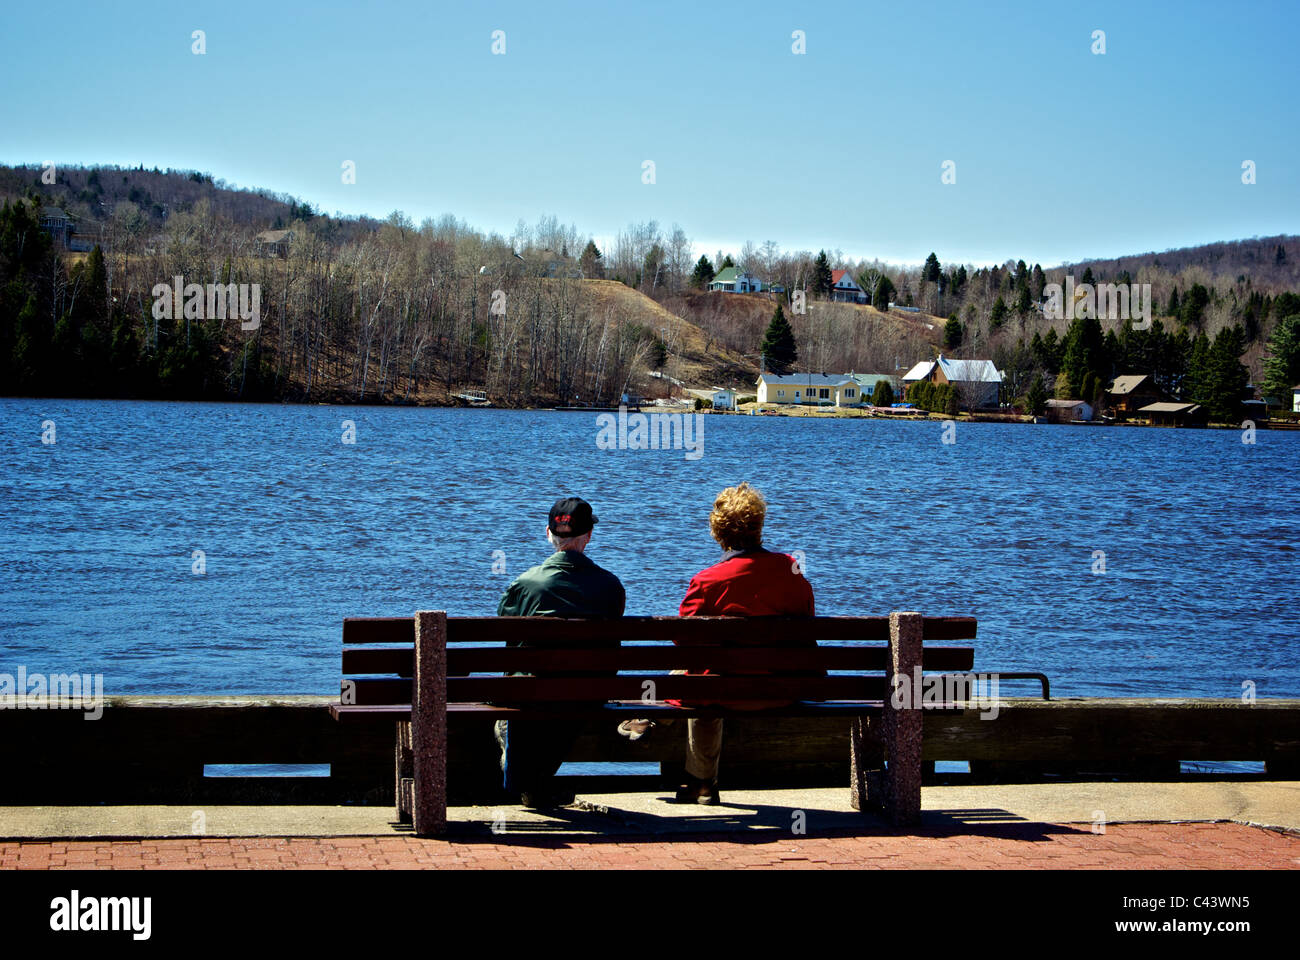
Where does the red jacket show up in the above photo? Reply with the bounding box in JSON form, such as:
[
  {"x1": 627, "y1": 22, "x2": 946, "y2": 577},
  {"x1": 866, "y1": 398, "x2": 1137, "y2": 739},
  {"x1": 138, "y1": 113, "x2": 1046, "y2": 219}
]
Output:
[
  {"x1": 679, "y1": 548, "x2": 815, "y2": 620},
  {"x1": 672, "y1": 549, "x2": 817, "y2": 704}
]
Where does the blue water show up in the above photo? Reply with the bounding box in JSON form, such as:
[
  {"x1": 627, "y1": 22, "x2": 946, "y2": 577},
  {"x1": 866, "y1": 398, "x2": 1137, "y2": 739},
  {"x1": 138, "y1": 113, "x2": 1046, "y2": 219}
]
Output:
[{"x1": 1, "y1": 399, "x2": 1297, "y2": 701}]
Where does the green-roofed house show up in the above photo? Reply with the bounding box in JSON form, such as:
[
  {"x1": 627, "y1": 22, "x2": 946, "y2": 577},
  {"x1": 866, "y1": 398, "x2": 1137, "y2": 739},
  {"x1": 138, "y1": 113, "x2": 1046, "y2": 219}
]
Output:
[{"x1": 708, "y1": 267, "x2": 763, "y2": 293}]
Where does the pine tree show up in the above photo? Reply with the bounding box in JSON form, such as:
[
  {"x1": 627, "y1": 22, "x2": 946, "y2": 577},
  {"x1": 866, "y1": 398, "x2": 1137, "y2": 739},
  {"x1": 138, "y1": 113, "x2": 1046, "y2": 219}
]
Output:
[
  {"x1": 1166, "y1": 288, "x2": 1180, "y2": 316},
  {"x1": 1026, "y1": 375, "x2": 1048, "y2": 416},
  {"x1": 872, "y1": 276, "x2": 895, "y2": 312},
  {"x1": 990, "y1": 296, "x2": 1008, "y2": 329},
  {"x1": 812, "y1": 251, "x2": 833, "y2": 298},
  {"x1": 923, "y1": 253, "x2": 941, "y2": 283},
  {"x1": 1261, "y1": 313, "x2": 1300, "y2": 407},
  {"x1": 760, "y1": 305, "x2": 798, "y2": 374},
  {"x1": 1204, "y1": 325, "x2": 1249, "y2": 421},
  {"x1": 1080, "y1": 371, "x2": 1099, "y2": 407},
  {"x1": 580, "y1": 240, "x2": 604, "y2": 279},
  {"x1": 1042, "y1": 329, "x2": 1062, "y2": 372},
  {"x1": 872, "y1": 379, "x2": 894, "y2": 407},
  {"x1": 944, "y1": 316, "x2": 962, "y2": 349},
  {"x1": 1180, "y1": 283, "x2": 1210, "y2": 329},
  {"x1": 689, "y1": 254, "x2": 714, "y2": 288},
  {"x1": 1186, "y1": 332, "x2": 1211, "y2": 403}
]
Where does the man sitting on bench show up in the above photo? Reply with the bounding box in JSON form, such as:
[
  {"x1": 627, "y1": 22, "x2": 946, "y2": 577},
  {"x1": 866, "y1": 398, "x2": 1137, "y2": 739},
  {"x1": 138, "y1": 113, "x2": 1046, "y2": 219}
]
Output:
[{"x1": 494, "y1": 496, "x2": 625, "y2": 809}]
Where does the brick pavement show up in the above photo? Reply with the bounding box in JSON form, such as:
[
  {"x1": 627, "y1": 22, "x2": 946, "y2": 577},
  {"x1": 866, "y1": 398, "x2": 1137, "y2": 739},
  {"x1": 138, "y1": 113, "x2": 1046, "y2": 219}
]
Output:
[{"x1": 2, "y1": 822, "x2": 1298, "y2": 869}]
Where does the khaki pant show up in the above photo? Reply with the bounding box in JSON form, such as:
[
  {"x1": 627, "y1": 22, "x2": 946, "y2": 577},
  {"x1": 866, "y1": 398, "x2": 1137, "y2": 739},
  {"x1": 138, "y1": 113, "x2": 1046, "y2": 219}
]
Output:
[
  {"x1": 654, "y1": 708, "x2": 723, "y2": 781},
  {"x1": 684, "y1": 717, "x2": 723, "y2": 781}
]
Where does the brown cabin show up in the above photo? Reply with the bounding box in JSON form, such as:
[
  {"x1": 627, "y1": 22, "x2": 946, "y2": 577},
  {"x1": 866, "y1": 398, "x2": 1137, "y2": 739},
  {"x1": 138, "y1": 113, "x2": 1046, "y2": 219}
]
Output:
[{"x1": 1105, "y1": 374, "x2": 1167, "y2": 419}]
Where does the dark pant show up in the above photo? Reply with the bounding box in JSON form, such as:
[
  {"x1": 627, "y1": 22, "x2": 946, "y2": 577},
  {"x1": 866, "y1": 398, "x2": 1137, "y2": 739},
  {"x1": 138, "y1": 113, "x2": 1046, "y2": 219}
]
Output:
[{"x1": 496, "y1": 713, "x2": 586, "y2": 797}]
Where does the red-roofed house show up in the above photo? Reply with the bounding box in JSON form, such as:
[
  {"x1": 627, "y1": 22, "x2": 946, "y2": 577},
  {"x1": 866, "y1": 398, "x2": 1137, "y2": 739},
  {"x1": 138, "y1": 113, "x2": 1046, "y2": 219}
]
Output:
[{"x1": 830, "y1": 270, "x2": 868, "y2": 304}]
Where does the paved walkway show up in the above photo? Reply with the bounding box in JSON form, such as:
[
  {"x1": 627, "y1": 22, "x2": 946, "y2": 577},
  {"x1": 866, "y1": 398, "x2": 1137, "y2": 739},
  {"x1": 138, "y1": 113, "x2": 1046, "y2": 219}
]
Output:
[
  {"x1": 3, "y1": 782, "x2": 1298, "y2": 869},
  {"x1": 3, "y1": 822, "x2": 1298, "y2": 869}
]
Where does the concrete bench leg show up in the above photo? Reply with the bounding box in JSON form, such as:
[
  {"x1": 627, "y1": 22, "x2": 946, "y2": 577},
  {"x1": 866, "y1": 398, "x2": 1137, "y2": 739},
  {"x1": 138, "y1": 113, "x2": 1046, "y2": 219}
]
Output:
[
  {"x1": 883, "y1": 611, "x2": 923, "y2": 826},
  {"x1": 395, "y1": 722, "x2": 413, "y2": 823},
  {"x1": 412, "y1": 610, "x2": 448, "y2": 836},
  {"x1": 849, "y1": 717, "x2": 883, "y2": 813}
]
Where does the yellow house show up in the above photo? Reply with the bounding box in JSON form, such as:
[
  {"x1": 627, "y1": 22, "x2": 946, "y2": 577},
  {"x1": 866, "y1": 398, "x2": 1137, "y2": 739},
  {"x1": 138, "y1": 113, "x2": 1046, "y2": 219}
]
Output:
[{"x1": 757, "y1": 373, "x2": 860, "y2": 406}]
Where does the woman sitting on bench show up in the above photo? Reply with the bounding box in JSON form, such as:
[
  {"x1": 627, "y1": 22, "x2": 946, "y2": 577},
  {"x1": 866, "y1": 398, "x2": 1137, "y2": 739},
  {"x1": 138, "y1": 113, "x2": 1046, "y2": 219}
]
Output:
[{"x1": 619, "y1": 481, "x2": 816, "y2": 804}]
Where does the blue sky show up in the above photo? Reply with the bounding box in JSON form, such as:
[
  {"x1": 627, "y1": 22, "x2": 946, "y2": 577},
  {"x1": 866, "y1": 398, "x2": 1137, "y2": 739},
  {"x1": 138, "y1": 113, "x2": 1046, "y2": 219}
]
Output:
[{"x1": 2, "y1": 0, "x2": 1296, "y2": 266}]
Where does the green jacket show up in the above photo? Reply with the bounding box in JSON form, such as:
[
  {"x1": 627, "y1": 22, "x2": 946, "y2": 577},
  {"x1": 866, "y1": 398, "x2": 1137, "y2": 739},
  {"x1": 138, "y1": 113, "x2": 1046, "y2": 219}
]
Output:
[{"x1": 497, "y1": 550, "x2": 625, "y2": 620}]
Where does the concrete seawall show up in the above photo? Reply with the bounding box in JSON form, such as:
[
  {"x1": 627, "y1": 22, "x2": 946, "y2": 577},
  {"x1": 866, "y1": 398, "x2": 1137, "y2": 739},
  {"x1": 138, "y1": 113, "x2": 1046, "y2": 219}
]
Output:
[{"x1": 2, "y1": 696, "x2": 1297, "y2": 805}]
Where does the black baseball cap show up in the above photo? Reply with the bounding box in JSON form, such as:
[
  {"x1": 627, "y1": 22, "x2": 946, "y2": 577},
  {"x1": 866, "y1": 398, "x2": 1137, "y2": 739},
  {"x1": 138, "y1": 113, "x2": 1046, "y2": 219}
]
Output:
[{"x1": 549, "y1": 497, "x2": 598, "y2": 536}]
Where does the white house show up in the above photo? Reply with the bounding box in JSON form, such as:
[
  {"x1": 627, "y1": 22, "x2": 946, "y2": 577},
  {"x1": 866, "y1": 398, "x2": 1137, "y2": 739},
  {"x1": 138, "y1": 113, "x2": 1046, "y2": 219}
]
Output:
[
  {"x1": 757, "y1": 373, "x2": 860, "y2": 406},
  {"x1": 830, "y1": 270, "x2": 868, "y2": 304},
  {"x1": 708, "y1": 267, "x2": 763, "y2": 293},
  {"x1": 712, "y1": 387, "x2": 737, "y2": 410}
]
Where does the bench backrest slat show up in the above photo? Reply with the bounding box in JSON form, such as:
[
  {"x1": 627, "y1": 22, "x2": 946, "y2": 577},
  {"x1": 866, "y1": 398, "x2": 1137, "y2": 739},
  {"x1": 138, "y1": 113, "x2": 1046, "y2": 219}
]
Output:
[
  {"x1": 341, "y1": 645, "x2": 976, "y2": 676},
  {"x1": 342, "y1": 614, "x2": 977, "y2": 646}
]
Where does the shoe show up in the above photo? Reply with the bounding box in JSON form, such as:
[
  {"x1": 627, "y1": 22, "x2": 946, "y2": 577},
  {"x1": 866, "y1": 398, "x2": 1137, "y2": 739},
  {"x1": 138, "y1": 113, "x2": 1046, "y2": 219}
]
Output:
[
  {"x1": 674, "y1": 776, "x2": 720, "y2": 805},
  {"x1": 617, "y1": 719, "x2": 656, "y2": 741},
  {"x1": 519, "y1": 788, "x2": 577, "y2": 809}
]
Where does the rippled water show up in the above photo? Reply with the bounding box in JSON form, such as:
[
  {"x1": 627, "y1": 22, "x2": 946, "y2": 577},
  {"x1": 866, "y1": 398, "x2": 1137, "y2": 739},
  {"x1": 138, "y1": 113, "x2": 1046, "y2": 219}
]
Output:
[{"x1": 1, "y1": 398, "x2": 1297, "y2": 699}]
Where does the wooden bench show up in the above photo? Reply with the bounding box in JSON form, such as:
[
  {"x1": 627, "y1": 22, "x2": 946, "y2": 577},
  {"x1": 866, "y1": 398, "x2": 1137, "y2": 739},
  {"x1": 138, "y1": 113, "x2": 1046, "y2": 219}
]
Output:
[{"x1": 331, "y1": 610, "x2": 989, "y2": 836}]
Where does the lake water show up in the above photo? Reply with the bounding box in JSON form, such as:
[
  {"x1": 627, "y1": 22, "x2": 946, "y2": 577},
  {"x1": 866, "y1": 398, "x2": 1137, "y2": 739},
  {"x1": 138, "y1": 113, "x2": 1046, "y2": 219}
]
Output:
[{"x1": 1, "y1": 399, "x2": 1297, "y2": 702}]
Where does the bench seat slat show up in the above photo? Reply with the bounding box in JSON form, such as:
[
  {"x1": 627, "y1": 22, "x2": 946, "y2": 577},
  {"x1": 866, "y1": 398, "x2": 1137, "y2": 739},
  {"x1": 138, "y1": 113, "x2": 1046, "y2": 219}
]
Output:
[
  {"x1": 330, "y1": 701, "x2": 888, "y2": 722},
  {"x1": 346, "y1": 675, "x2": 889, "y2": 705},
  {"x1": 341, "y1": 645, "x2": 975, "y2": 676}
]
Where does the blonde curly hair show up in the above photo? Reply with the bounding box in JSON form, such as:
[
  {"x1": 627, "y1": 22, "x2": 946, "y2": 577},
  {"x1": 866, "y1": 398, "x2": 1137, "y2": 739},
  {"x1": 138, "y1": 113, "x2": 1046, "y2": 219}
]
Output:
[{"x1": 709, "y1": 482, "x2": 766, "y2": 553}]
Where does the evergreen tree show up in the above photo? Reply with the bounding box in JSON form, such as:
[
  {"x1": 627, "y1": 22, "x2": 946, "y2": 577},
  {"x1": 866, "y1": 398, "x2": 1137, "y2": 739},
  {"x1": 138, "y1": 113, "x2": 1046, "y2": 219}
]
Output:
[
  {"x1": 1276, "y1": 244, "x2": 1287, "y2": 265},
  {"x1": 922, "y1": 252, "x2": 941, "y2": 283},
  {"x1": 990, "y1": 296, "x2": 1008, "y2": 329},
  {"x1": 760, "y1": 304, "x2": 798, "y2": 374},
  {"x1": 1042, "y1": 329, "x2": 1062, "y2": 372},
  {"x1": 1030, "y1": 331, "x2": 1046, "y2": 369},
  {"x1": 649, "y1": 338, "x2": 667, "y2": 369},
  {"x1": 1166, "y1": 288, "x2": 1180, "y2": 316},
  {"x1": 1054, "y1": 369, "x2": 1075, "y2": 400},
  {"x1": 1261, "y1": 313, "x2": 1300, "y2": 407},
  {"x1": 943, "y1": 316, "x2": 963, "y2": 349},
  {"x1": 1026, "y1": 374, "x2": 1048, "y2": 416},
  {"x1": 1203, "y1": 325, "x2": 1249, "y2": 422},
  {"x1": 1180, "y1": 283, "x2": 1210, "y2": 329},
  {"x1": 1080, "y1": 371, "x2": 1100, "y2": 407},
  {"x1": 872, "y1": 379, "x2": 894, "y2": 407},
  {"x1": 1185, "y1": 331, "x2": 1211, "y2": 403},
  {"x1": 872, "y1": 275, "x2": 895, "y2": 312},
  {"x1": 580, "y1": 240, "x2": 604, "y2": 279},
  {"x1": 689, "y1": 254, "x2": 714, "y2": 288},
  {"x1": 1081, "y1": 266, "x2": 1095, "y2": 286},
  {"x1": 812, "y1": 251, "x2": 833, "y2": 298},
  {"x1": 1030, "y1": 264, "x2": 1045, "y2": 301},
  {"x1": 1102, "y1": 329, "x2": 1121, "y2": 380},
  {"x1": 1061, "y1": 314, "x2": 1105, "y2": 398}
]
